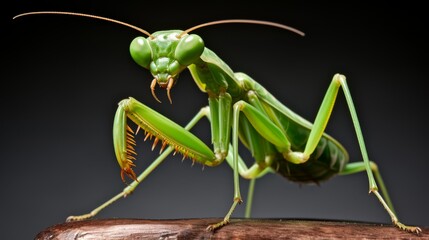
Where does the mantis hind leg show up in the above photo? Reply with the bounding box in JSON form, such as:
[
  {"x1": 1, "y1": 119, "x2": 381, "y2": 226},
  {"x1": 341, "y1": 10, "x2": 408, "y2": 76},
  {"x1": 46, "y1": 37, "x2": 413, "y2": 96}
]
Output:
[
  {"x1": 305, "y1": 74, "x2": 420, "y2": 233},
  {"x1": 340, "y1": 161, "x2": 421, "y2": 233},
  {"x1": 234, "y1": 74, "x2": 421, "y2": 234}
]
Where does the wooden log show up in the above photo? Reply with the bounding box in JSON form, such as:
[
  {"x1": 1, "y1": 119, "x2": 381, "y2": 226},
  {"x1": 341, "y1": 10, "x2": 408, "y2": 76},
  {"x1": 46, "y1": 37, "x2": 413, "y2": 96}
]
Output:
[{"x1": 35, "y1": 218, "x2": 427, "y2": 239}]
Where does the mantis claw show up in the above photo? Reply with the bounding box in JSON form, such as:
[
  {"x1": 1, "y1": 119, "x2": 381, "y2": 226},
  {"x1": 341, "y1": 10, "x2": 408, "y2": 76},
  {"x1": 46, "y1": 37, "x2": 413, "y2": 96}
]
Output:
[
  {"x1": 121, "y1": 166, "x2": 138, "y2": 184},
  {"x1": 394, "y1": 221, "x2": 422, "y2": 234},
  {"x1": 206, "y1": 219, "x2": 230, "y2": 232},
  {"x1": 114, "y1": 98, "x2": 216, "y2": 184},
  {"x1": 66, "y1": 213, "x2": 94, "y2": 222}
]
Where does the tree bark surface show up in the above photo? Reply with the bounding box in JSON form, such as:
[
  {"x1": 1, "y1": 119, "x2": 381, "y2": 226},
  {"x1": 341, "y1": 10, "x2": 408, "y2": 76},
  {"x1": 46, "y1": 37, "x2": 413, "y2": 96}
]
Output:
[{"x1": 35, "y1": 218, "x2": 428, "y2": 239}]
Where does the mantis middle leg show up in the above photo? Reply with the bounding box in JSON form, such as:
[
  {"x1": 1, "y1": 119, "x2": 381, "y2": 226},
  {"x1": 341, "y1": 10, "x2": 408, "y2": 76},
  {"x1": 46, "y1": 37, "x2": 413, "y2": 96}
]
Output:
[{"x1": 227, "y1": 74, "x2": 420, "y2": 233}]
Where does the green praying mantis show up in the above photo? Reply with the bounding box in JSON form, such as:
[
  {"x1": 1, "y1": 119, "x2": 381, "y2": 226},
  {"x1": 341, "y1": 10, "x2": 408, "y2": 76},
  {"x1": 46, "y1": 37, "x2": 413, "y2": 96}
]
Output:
[{"x1": 13, "y1": 11, "x2": 421, "y2": 234}]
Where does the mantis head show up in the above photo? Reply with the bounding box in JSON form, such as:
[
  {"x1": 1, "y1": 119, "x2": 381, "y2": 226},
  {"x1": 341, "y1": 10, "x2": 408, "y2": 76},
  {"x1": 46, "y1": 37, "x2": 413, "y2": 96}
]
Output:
[{"x1": 129, "y1": 32, "x2": 205, "y2": 104}]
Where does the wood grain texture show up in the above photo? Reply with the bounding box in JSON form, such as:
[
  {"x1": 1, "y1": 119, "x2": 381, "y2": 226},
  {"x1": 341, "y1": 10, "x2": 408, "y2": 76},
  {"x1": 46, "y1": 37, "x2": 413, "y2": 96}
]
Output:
[{"x1": 35, "y1": 218, "x2": 428, "y2": 239}]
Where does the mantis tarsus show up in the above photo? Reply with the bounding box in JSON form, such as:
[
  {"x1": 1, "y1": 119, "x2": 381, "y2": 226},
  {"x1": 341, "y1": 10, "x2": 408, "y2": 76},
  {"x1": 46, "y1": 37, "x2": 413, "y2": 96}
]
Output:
[{"x1": 13, "y1": 11, "x2": 421, "y2": 234}]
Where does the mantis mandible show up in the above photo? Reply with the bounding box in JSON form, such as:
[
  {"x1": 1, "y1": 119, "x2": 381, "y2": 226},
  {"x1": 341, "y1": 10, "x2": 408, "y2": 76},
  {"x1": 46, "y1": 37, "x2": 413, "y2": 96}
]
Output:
[{"x1": 13, "y1": 11, "x2": 421, "y2": 234}]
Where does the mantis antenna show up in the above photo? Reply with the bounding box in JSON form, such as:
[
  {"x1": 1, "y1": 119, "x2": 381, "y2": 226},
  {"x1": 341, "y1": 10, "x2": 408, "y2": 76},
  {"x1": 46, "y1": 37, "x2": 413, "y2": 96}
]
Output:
[
  {"x1": 13, "y1": 12, "x2": 304, "y2": 104},
  {"x1": 13, "y1": 11, "x2": 154, "y2": 38},
  {"x1": 13, "y1": 12, "x2": 305, "y2": 39},
  {"x1": 179, "y1": 19, "x2": 305, "y2": 38}
]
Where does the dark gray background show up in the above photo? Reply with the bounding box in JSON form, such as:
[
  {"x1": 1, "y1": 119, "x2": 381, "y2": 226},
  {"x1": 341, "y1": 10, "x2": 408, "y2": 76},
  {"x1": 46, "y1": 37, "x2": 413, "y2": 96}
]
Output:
[{"x1": 3, "y1": 1, "x2": 428, "y2": 239}]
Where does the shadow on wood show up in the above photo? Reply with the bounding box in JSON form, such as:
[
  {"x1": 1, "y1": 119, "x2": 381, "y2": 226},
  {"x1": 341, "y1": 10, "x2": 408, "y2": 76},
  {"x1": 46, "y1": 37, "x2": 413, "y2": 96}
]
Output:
[{"x1": 35, "y1": 218, "x2": 427, "y2": 239}]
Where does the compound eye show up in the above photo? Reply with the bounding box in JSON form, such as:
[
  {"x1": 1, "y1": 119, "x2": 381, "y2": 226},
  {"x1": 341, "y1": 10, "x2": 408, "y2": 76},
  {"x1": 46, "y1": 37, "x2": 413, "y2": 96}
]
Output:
[
  {"x1": 130, "y1": 36, "x2": 152, "y2": 69},
  {"x1": 175, "y1": 34, "x2": 204, "y2": 66}
]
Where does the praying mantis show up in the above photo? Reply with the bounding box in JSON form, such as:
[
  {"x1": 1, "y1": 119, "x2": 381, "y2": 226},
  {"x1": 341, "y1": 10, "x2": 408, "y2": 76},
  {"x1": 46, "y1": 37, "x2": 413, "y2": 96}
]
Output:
[{"x1": 13, "y1": 11, "x2": 421, "y2": 234}]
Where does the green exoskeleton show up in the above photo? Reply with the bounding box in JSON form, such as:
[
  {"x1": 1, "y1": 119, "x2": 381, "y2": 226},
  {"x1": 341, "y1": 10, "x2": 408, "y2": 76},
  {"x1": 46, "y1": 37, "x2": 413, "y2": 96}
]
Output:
[{"x1": 14, "y1": 11, "x2": 421, "y2": 234}]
